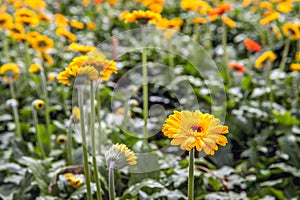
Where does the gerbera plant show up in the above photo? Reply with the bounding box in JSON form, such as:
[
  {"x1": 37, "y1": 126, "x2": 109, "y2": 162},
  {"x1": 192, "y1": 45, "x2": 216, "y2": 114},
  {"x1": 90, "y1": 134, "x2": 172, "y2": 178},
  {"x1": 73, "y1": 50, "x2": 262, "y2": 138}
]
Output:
[{"x1": 162, "y1": 110, "x2": 229, "y2": 200}]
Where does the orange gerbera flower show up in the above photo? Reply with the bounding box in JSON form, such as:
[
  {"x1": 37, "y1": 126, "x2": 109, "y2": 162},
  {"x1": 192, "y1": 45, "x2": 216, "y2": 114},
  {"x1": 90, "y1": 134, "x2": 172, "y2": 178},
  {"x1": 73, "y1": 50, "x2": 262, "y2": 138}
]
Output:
[
  {"x1": 244, "y1": 38, "x2": 261, "y2": 52},
  {"x1": 229, "y1": 63, "x2": 245, "y2": 74},
  {"x1": 209, "y1": 4, "x2": 233, "y2": 16},
  {"x1": 162, "y1": 110, "x2": 229, "y2": 155}
]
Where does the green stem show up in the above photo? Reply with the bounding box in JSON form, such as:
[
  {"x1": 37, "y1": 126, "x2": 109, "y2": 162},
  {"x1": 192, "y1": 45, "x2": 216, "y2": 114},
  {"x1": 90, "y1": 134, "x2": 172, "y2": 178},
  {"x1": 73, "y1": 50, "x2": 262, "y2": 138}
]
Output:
[
  {"x1": 267, "y1": 24, "x2": 274, "y2": 51},
  {"x1": 205, "y1": 22, "x2": 212, "y2": 57},
  {"x1": 32, "y1": 109, "x2": 46, "y2": 158},
  {"x1": 40, "y1": 68, "x2": 51, "y2": 152},
  {"x1": 90, "y1": 81, "x2": 103, "y2": 200},
  {"x1": 108, "y1": 167, "x2": 115, "y2": 200},
  {"x1": 67, "y1": 117, "x2": 73, "y2": 164},
  {"x1": 188, "y1": 148, "x2": 195, "y2": 200},
  {"x1": 3, "y1": 34, "x2": 10, "y2": 62},
  {"x1": 279, "y1": 38, "x2": 290, "y2": 72},
  {"x1": 141, "y1": 25, "x2": 148, "y2": 141},
  {"x1": 9, "y1": 80, "x2": 22, "y2": 139},
  {"x1": 222, "y1": 22, "x2": 231, "y2": 86},
  {"x1": 96, "y1": 87, "x2": 102, "y2": 154},
  {"x1": 78, "y1": 85, "x2": 93, "y2": 200},
  {"x1": 266, "y1": 60, "x2": 274, "y2": 109}
]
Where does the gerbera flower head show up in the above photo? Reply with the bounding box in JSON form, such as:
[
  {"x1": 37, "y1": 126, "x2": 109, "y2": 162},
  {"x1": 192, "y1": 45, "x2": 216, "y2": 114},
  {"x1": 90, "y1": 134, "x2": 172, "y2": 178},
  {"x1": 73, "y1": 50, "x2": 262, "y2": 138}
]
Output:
[
  {"x1": 14, "y1": 8, "x2": 39, "y2": 27},
  {"x1": 229, "y1": 63, "x2": 245, "y2": 74},
  {"x1": 290, "y1": 63, "x2": 300, "y2": 71},
  {"x1": 70, "y1": 19, "x2": 84, "y2": 29},
  {"x1": 209, "y1": 4, "x2": 233, "y2": 16},
  {"x1": 87, "y1": 21, "x2": 96, "y2": 30},
  {"x1": 8, "y1": 23, "x2": 26, "y2": 41},
  {"x1": 32, "y1": 99, "x2": 45, "y2": 110},
  {"x1": 55, "y1": 28, "x2": 77, "y2": 42},
  {"x1": 221, "y1": 15, "x2": 236, "y2": 28},
  {"x1": 259, "y1": 11, "x2": 279, "y2": 26},
  {"x1": 56, "y1": 134, "x2": 67, "y2": 144},
  {"x1": 72, "y1": 106, "x2": 80, "y2": 121},
  {"x1": 29, "y1": 63, "x2": 41, "y2": 73},
  {"x1": 162, "y1": 110, "x2": 229, "y2": 155},
  {"x1": 68, "y1": 43, "x2": 96, "y2": 53},
  {"x1": 282, "y1": 22, "x2": 300, "y2": 40},
  {"x1": 31, "y1": 35, "x2": 54, "y2": 52},
  {"x1": 119, "y1": 10, "x2": 162, "y2": 25},
  {"x1": 105, "y1": 143, "x2": 137, "y2": 169},
  {"x1": 0, "y1": 63, "x2": 20, "y2": 83},
  {"x1": 244, "y1": 38, "x2": 261, "y2": 52},
  {"x1": 55, "y1": 13, "x2": 68, "y2": 28},
  {"x1": 64, "y1": 173, "x2": 83, "y2": 189},
  {"x1": 255, "y1": 51, "x2": 277, "y2": 68},
  {"x1": 0, "y1": 13, "x2": 13, "y2": 29}
]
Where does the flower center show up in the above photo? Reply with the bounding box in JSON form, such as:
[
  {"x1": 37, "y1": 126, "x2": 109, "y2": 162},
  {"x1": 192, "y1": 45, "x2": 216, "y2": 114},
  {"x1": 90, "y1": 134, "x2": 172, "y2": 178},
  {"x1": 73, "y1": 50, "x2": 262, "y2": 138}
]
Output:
[
  {"x1": 38, "y1": 40, "x2": 47, "y2": 47},
  {"x1": 191, "y1": 125, "x2": 203, "y2": 133}
]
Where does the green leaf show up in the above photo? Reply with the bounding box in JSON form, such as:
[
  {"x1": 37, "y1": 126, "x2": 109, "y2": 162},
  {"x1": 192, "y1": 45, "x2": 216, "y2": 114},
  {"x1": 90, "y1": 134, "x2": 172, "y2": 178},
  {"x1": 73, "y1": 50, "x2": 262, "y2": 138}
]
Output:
[
  {"x1": 18, "y1": 157, "x2": 50, "y2": 194},
  {"x1": 241, "y1": 75, "x2": 253, "y2": 91},
  {"x1": 272, "y1": 111, "x2": 299, "y2": 126}
]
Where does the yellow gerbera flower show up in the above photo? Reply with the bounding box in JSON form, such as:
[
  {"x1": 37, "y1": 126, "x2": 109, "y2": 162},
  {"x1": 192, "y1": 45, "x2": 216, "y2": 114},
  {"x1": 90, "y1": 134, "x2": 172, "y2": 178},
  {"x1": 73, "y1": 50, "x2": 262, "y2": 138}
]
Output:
[
  {"x1": 47, "y1": 72, "x2": 57, "y2": 82},
  {"x1": 282, "y1": 22, "x2": 300, "y2": 40},
  {"x1": 259, "y1": 1, "x2": 273, "y2": 11},
  {"x1": 255, "y1": 51, "x2": 277, "y2": 68},
  {"x1": 0, "y1": 13, "x2": 13, "y2": 29},
  {"x1": 70, "y1": 19, "x2": 84, "y2": 29},
  {"x1": 87, "y1": 21, "x2": 96, "y2": 30},
  {"x1": 68, "y1": 43, "x2": 96, "y2": 53},
  {"x1": 181, "y1": 0, "x2": 212, "y2": 14},
  {"x1": 192, "y1": 17, "x2": 207, "y2": 24},
  {"x1": 56, "y1": 134, "x2": 67, "y2": 144},
  {"x1": 290, "y1": 63, "x2": 300, "y2": 71},
  {"x1": 0, "y1": 63, "x2": 20, "y2": 83},
  {"x1": 119, "y1": 10, "x2": 162, "y2": 25},
  {"x1": 276, "y1": 1, "x2": 293, "y2": 13},
  {"x1": 55, "y1": 13, "x2": 68, "y2": 28},
  {"x1": 295, "y1": 51, "x2": 300, "y2": 61},
  {"x1": 64, "y1": 173, "x2": 83, "y2": 189},
  {"x1": 162, "y1": 110, "x2": 229, "y2": 155},
  {"x1": 32, "y1": 99, "x2": 45, "y2": 110},
  {"x1": 31, "y1": 35, "x2": 54, "y2": 52},
  {"x1": 25, "y1": 0, "x2": 47, "y2": 10},
  {"x1": 29, "y1": 63, "x2": 41, "y2": 73},
  {"x1": 105, "y1": 143, "x2": 137, "y2": 169},
  {"x1": 38, "y1": 12, "x2": 51, "y2": 23},
  {"x1": 221, "y1": 15, "x2": 236, "y2": 28},
  {"x1": 271, "y1": 24, "x2": 282, "y2": 40},
  {"x1": 156, "y1": 17, "x2": 183, "y2": 30},
  {"x1": 8, "y1": 23, "x2": 26, "y2": 41},
  {"x1": 55, "y1": 27, "x2": 77, "y2": 42},
  {"x1": 72, "y1": 106, "x2": 80, "y2": 121},
  {"x1": 259, "y1": 11, "x2": 279, "y2": 26},
  {"x1": 14, "y1": 8, "x2": 39, "y2": 27}
]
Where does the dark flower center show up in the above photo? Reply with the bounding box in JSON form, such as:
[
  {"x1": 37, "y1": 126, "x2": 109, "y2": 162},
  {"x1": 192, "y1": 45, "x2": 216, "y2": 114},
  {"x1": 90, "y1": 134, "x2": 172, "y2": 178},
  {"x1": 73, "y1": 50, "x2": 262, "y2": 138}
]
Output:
[
  {"x1": 0, "y1": 19, "x2": 5, "y2": 25},
  {"x1": 191, "y1": 125, "x2": 203, "y2": 132},
  {"x1": 38, "y1": 41, "x2": 47, "y2": 47}
]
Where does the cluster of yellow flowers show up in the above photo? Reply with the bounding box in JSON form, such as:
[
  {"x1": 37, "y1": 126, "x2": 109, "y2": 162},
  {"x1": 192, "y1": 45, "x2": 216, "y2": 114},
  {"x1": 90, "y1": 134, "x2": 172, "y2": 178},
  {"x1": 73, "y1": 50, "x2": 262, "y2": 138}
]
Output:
[
  {"x1": 57, "y1": 51, "x2": 118, "y2": 86},
  {"x1": 134, "y1": 0, "x2": 165, "y2": 13}
]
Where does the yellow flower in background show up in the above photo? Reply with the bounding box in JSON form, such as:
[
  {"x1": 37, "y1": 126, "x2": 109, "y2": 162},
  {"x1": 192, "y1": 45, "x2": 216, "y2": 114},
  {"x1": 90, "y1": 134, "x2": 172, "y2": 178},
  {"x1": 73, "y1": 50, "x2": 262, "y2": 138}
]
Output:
[
  {"x1": 282, "y1": 22, "x2": 300, "y2": 40},
  {"x1": 38, "y1": 12, "x2": 51, "y2": 23},
  {"x1": 0, "y1": 13, "x2": 13, "y2": 29},
  {"x1": 32, "y1": 99, "x2": 45, "y2": 110},
  {"x1": 271, "y1": 24, "x2": 282, "y2": 40},
  {"x1": 68, "y1": 43, "x2": 96, "y2": 53},
  {"x1": 119, "y1": 10, "x2": 162, "y2": 25},
  {"x1": 295, "y1": 51, "x2": 300, "y2": 61},
  {"x1": 221, "y1": 15, "x2": 236, "y2": 28},
  {"x1": 57, "y1": 65, "x2": 80, "y2": 86},
  {"x1": 105, "y1": 143, "x2": 137, "y2": 169},
  {"x1": 290, "y1": 63, "x2": 300, "y2": 71},
  {"x1": 260, "y1": 11, "x2": 279, "y2": 25},
  {"x1": 48, "y1": 72, "x2": 57, "y2": 82},
  {"x1": 162, "y1": 110, "x2": 229, "y2": 155},
  {"x1": 193, "y1": 17, "x2": 207, "y2": 24},
  {"x1": 55, "y1": 28, "x2": 77, "y2": 42},
  {"x1": 76, "y1": 66, "x2": 99, "y2": 82},
  {"x1": 87, "y1": 21, "x2": 96, "y2": 30},
  {"x1": 0, "y1": 63, "x2": 20, "y2": 83},
  {"x1": 70, "y1": 19, "x2": 84, "y2": 29},
  {"x1": 42, "y1": 53, "x2": 54, "y2": 66},
  {"x1": 31, "y1": 35, "x2": 54, "y2": 52},
  {"x1": 64, "y1": 173, "x2": 83, "y2": 189},
  {"x1": 8, "y1": 23, "x2": 26, "y2": 41},
  {"x1": 259, "y1": 1, "x2": 273, "y2": 11},
  {"x1": 255, "y1": 51, "x2": 277, "y2": 68},
  {"x1": 25, "y1": 0, "x2": 47, "y2": 10},
  {"x1": 181, "y1": 0, "x2": 212, "y2": 14},
  {"x1": 29, "y1": 63, "x2": 41, "y2": 73},
  {"x1": 157, "y1": 17, "x2": 183, "y2": 30},
  {"x1": 14, "y1": 8, "x2": 39, "y2": 27},
  {"x1": 72, "y1": 106, "x2": 80, "y2": 120},
  {"x1": 276, "y1": 1, "x2": 293, "y2": 13},
  {"x1": 135, "y1": 0, "x2": 165, "y2": 13},
  {"x1": 27, "y1": 31, "x2": 42, "y2": 41},
  {"x1": 55, "y1": 13, "x2": 68, "y2": 28},
  {"x1": 56, "y1": 134, "x2": 67, "y2": 144}
]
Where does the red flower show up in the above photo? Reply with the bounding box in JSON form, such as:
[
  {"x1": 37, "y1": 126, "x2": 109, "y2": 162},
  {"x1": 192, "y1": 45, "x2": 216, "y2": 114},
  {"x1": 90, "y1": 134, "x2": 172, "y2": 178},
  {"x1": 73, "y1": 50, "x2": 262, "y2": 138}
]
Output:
[
  {"x1": 229, "y1": 63, "x2": 245, "y2": 74},
  {"x1": 93, "y1": 0, "x2": 105, "y2": 3},
  {"x1": 209, "y1": 4, "x2": 233, "y2": 16},
  {"x1": 244, "y1": 38, "x2": 261, "y2": 52}
]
